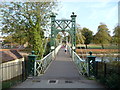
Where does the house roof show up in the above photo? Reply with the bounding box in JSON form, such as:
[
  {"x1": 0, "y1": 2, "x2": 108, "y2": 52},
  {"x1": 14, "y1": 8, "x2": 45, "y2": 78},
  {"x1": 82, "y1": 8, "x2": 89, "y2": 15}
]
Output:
[{"x1": 1, "y1": 50, "x2": 23, "y2": 63}]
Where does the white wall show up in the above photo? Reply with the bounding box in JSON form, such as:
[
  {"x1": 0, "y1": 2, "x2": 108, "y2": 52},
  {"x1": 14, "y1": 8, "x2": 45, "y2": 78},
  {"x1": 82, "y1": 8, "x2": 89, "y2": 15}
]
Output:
[{"x1": 1, "y1": 58, "x2": 24, "y2": 81}]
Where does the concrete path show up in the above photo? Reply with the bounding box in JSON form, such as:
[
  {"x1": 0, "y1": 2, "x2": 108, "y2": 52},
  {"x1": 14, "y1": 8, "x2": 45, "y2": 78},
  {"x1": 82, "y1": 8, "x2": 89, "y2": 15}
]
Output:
[{"x1": 12, "y1": 48, "x2": 106, "y2": 89}]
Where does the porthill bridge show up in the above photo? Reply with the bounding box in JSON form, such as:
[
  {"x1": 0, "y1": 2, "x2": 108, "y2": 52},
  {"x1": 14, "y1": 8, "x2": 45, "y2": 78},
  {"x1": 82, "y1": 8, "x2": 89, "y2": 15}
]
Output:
[{"x1": 4, "y1": 13, "x2": 105, "y2": 89}]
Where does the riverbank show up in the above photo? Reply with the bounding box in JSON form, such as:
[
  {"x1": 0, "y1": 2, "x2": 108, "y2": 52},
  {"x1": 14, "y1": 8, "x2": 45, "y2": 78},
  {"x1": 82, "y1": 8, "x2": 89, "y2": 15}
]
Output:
[
  {"x1": 78, "y1": 53, "x2": 120, "y2": 57},
  {"x1": 76, "y1": 49, "x2": 119, "y2": 54}
]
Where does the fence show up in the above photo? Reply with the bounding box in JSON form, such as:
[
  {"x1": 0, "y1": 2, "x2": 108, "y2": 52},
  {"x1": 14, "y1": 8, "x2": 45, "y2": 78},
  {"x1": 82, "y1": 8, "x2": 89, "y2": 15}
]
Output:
[
  {"x1": 94, "y1": 61, "x2": 120, "y2": 89},
  {"x1": 1, "y1": 57, "x2": 28, "y2": 89},
  {"x1": 67, "y1": 46, "x2": 88, "y2": 75},
  {"x1": 34, "y1": 52, "x2": 53, "y2": 76},
  {"x1": 73, "y1": 51, "x2": 88, "y2": 75},
  {"x1": 96, "y1": 61, "x2": 120, "y2": 78},
  {"x1": 34, "y1": 44, "x2": 62, "y2": 76}
]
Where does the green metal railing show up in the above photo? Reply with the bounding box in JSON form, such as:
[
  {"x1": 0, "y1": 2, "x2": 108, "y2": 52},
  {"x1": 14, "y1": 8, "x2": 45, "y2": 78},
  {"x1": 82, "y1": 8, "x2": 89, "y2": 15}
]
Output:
[
  {"x1": 68, "y1": 46, "x2": 88, "y2": 75},
  {"x1": 34, "y1": 45, "x2": 62, "y2": 76},
  {"x1": 73, "y1": 51, "x2": 88, "y2": 75},
  {"x1": 68, "y1": 45, "x2": 97, "y2": 76},
  {"x1": 34, "y1": 52, "x2": 53, "y2": 76}
]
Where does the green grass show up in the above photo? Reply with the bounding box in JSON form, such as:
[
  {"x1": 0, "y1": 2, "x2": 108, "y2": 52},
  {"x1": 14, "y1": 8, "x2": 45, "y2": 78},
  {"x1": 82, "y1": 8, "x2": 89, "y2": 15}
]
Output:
[
  {"x1": 87, "y1": 46, "x2": 102, "y2": 49},
  {"x1": 77, "y1": 44, "x2": 118, "y2": 49}
]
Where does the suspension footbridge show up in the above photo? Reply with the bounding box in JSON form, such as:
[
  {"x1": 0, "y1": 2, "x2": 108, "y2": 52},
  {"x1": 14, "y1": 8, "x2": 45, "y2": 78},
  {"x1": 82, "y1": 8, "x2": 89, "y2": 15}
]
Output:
[
  {"x1": 12, "y1": 45, "x2": 105, "y2": 88},
  {"x1": 2, "y1": 12, "x2": 108, "y2": 89}
]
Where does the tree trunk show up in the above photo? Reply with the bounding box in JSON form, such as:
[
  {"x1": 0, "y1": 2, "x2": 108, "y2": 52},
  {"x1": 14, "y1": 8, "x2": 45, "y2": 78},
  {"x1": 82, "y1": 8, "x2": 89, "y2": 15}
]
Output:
[
  {"x1": 85, "y1": 44, "x2": 87, "y2": 49},
  {"x1": 101, "y1": 44, "x2": 104, "y2": 49}
]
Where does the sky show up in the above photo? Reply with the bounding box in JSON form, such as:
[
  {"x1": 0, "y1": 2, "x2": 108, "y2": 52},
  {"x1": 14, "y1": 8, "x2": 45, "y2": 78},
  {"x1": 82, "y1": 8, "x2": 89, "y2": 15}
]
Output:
[
  {"x1": 55, "y1": 0, "x2": 119, "y2": 35},
  {"x1": 0, "y1": 0, "x2": 119, "y2": 37}
]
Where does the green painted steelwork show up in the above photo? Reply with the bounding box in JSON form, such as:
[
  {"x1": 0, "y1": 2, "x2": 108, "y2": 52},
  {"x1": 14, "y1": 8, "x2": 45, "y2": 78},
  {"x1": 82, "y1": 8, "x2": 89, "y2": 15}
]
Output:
[
  {"x1": 68, "y1": 46, "x2": 87, "y2": 75},
  {"x1": 28, "y1": 51, "x2": 37, "y2": 76},
  {"x1": 34, "y1": 45, "x2": 62, "y2": 76},
  {"x1": 87, "y1": 51, "x2": 96, "y2": 76},
  {"x1": 50, "y1": 12, "x2": 77, "y2": 50}
]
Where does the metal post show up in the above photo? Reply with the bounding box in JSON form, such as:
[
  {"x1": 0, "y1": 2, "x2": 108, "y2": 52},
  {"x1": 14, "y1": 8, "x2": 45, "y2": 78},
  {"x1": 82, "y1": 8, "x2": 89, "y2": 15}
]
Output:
[
  {"x1": 28, "y1": 51, "x2": 37, "y2": 76},
  {"x1": 104, "y1": 62, "x2": 106, "y2": 77},
  {"x1": 87, "y1": 51, "x2": 96, "y2": 77},
  {"x1": 50, "y1": 13, "x2": 56, "y2": 51},
  {"x1": 51, "y1": 46, "x2": 55, "y2": 60},
  {"x1": 34, "y1": 61, "x2": 36, "y2": 76},
  {"x1": 95, "y1": 61, "x2": 98, "y2": 77},
  {"x1": 71, "y1": 12, "x2": 77, "y2": 51}
]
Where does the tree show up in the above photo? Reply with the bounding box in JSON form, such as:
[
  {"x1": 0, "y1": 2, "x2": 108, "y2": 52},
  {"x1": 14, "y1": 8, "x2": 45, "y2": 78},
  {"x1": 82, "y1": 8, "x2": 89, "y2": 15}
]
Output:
[
  {"x1": 56, "y1": 34, "x2": 62, "y2": 44},
  {"x1": 112, "y1": 25, "x2": 120, "y2": 46},
  {"x1": 3, "y1": 35, "x2": 15, "y2": 48},
  {"x1": 93, "y1": 23, "x2": 111, "y2": 49},
  {"x1": 76, "y1": 24, "x2": 85, "y2": 45},
  {"x1": 81, "y1": 27, "x2": 93, "y2": 49},
  {"x1": 1, "y1": 2, "x2": 57, "y2": 58}
]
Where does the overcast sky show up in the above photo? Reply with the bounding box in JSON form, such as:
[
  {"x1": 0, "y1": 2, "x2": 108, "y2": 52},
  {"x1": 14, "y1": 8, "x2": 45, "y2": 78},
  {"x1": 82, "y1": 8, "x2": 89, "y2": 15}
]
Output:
[{"x1": 56, "y1": 0, "x2": 119, "y2": 35}]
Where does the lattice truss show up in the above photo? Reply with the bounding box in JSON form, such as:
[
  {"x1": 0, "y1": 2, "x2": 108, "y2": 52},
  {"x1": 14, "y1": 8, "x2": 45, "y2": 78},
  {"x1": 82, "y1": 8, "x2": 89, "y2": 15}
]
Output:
[
  {"x1": 74, "y1": 56, "x2": 87, "y2": 75},
  {"x1": 54, "y1": 20, "x2": 72, "y2": 30},
  {"x1": 35, "y1": 60, "x2": 44, "y2": 76},
  {"x1": 34, "y1": 52, "x2": 52, "y2": 76}
]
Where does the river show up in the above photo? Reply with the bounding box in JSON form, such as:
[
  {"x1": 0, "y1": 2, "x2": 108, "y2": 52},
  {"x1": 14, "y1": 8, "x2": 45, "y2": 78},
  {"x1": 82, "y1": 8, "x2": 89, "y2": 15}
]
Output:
[{"x1": 80, "y1": 56, "x2": 119, "y2": 62}]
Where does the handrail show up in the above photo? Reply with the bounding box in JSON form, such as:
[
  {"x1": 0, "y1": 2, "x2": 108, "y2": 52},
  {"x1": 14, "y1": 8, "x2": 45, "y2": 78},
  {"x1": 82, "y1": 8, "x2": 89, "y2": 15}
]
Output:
[
  {"x1": 67, "y1": 46, "x2": 87, "y2": 75},
  {"x1": 34, "y1": 44, "x2": 62, "y2": 76},
  {"x1": 73, "y1": 51, "x2": 85, "y2": 62},
  {"x1": 41, "y1": 51, "x2": 53, "y2": 61},
  {"x1": 34, "y1": 52, "x2": 52, "y2": 76},
  {"x1": 73, "y1": 51, "x2": 87, "y2": 75}
]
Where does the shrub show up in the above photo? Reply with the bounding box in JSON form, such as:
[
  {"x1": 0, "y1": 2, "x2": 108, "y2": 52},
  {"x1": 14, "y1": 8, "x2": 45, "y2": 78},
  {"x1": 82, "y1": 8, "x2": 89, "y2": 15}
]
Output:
[{"x1": 106, "y1": 74, "x2": 120, "y2": 89}]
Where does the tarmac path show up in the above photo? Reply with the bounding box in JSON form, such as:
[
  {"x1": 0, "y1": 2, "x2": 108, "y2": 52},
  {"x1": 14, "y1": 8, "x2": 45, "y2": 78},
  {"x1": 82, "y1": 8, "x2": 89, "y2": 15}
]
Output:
[{"x1": 12, "y1": 48, "x2": 106, "y2": 89}]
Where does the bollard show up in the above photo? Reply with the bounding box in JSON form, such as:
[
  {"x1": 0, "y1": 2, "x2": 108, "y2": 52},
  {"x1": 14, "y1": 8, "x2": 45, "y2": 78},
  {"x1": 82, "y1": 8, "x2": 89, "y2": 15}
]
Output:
[
  {"x1": 87, "y1": 51, "x2": 96, "y2": 77},
  {"x1": 28, "y1": 51, "x2": 37, "y2": 76}
]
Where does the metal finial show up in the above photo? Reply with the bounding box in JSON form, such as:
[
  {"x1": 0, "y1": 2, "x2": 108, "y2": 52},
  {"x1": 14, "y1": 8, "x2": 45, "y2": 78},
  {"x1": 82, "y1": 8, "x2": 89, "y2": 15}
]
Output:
[
  {"x1": 72, "y1": 12, "x2": 74, "y2": 15},
  {"x1": 50, "y1": 12, "x2": 56, "y2": 17},
  {"x1": 89, "y1": 51, "x2": 92, "y2": 56},
  {"x1": 31, "y1": 51, "x2": 35, "y2": 54}
]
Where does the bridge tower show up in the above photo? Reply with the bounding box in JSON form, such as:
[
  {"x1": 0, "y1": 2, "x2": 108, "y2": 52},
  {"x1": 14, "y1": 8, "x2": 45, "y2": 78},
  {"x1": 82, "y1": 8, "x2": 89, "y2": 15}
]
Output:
[{"x1": 50, "y1": 12, "x2": 77, "y2": 51}]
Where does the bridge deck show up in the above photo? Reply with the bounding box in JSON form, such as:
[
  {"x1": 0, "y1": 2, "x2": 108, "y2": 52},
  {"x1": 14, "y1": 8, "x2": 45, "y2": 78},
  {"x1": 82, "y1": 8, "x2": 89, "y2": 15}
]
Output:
[
  {"x1": 12, "y1": 47, "x2": 105, "y2": 88},
  {"x1": 40, "y1": 48, "x2": 85, "y2": 80}
]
